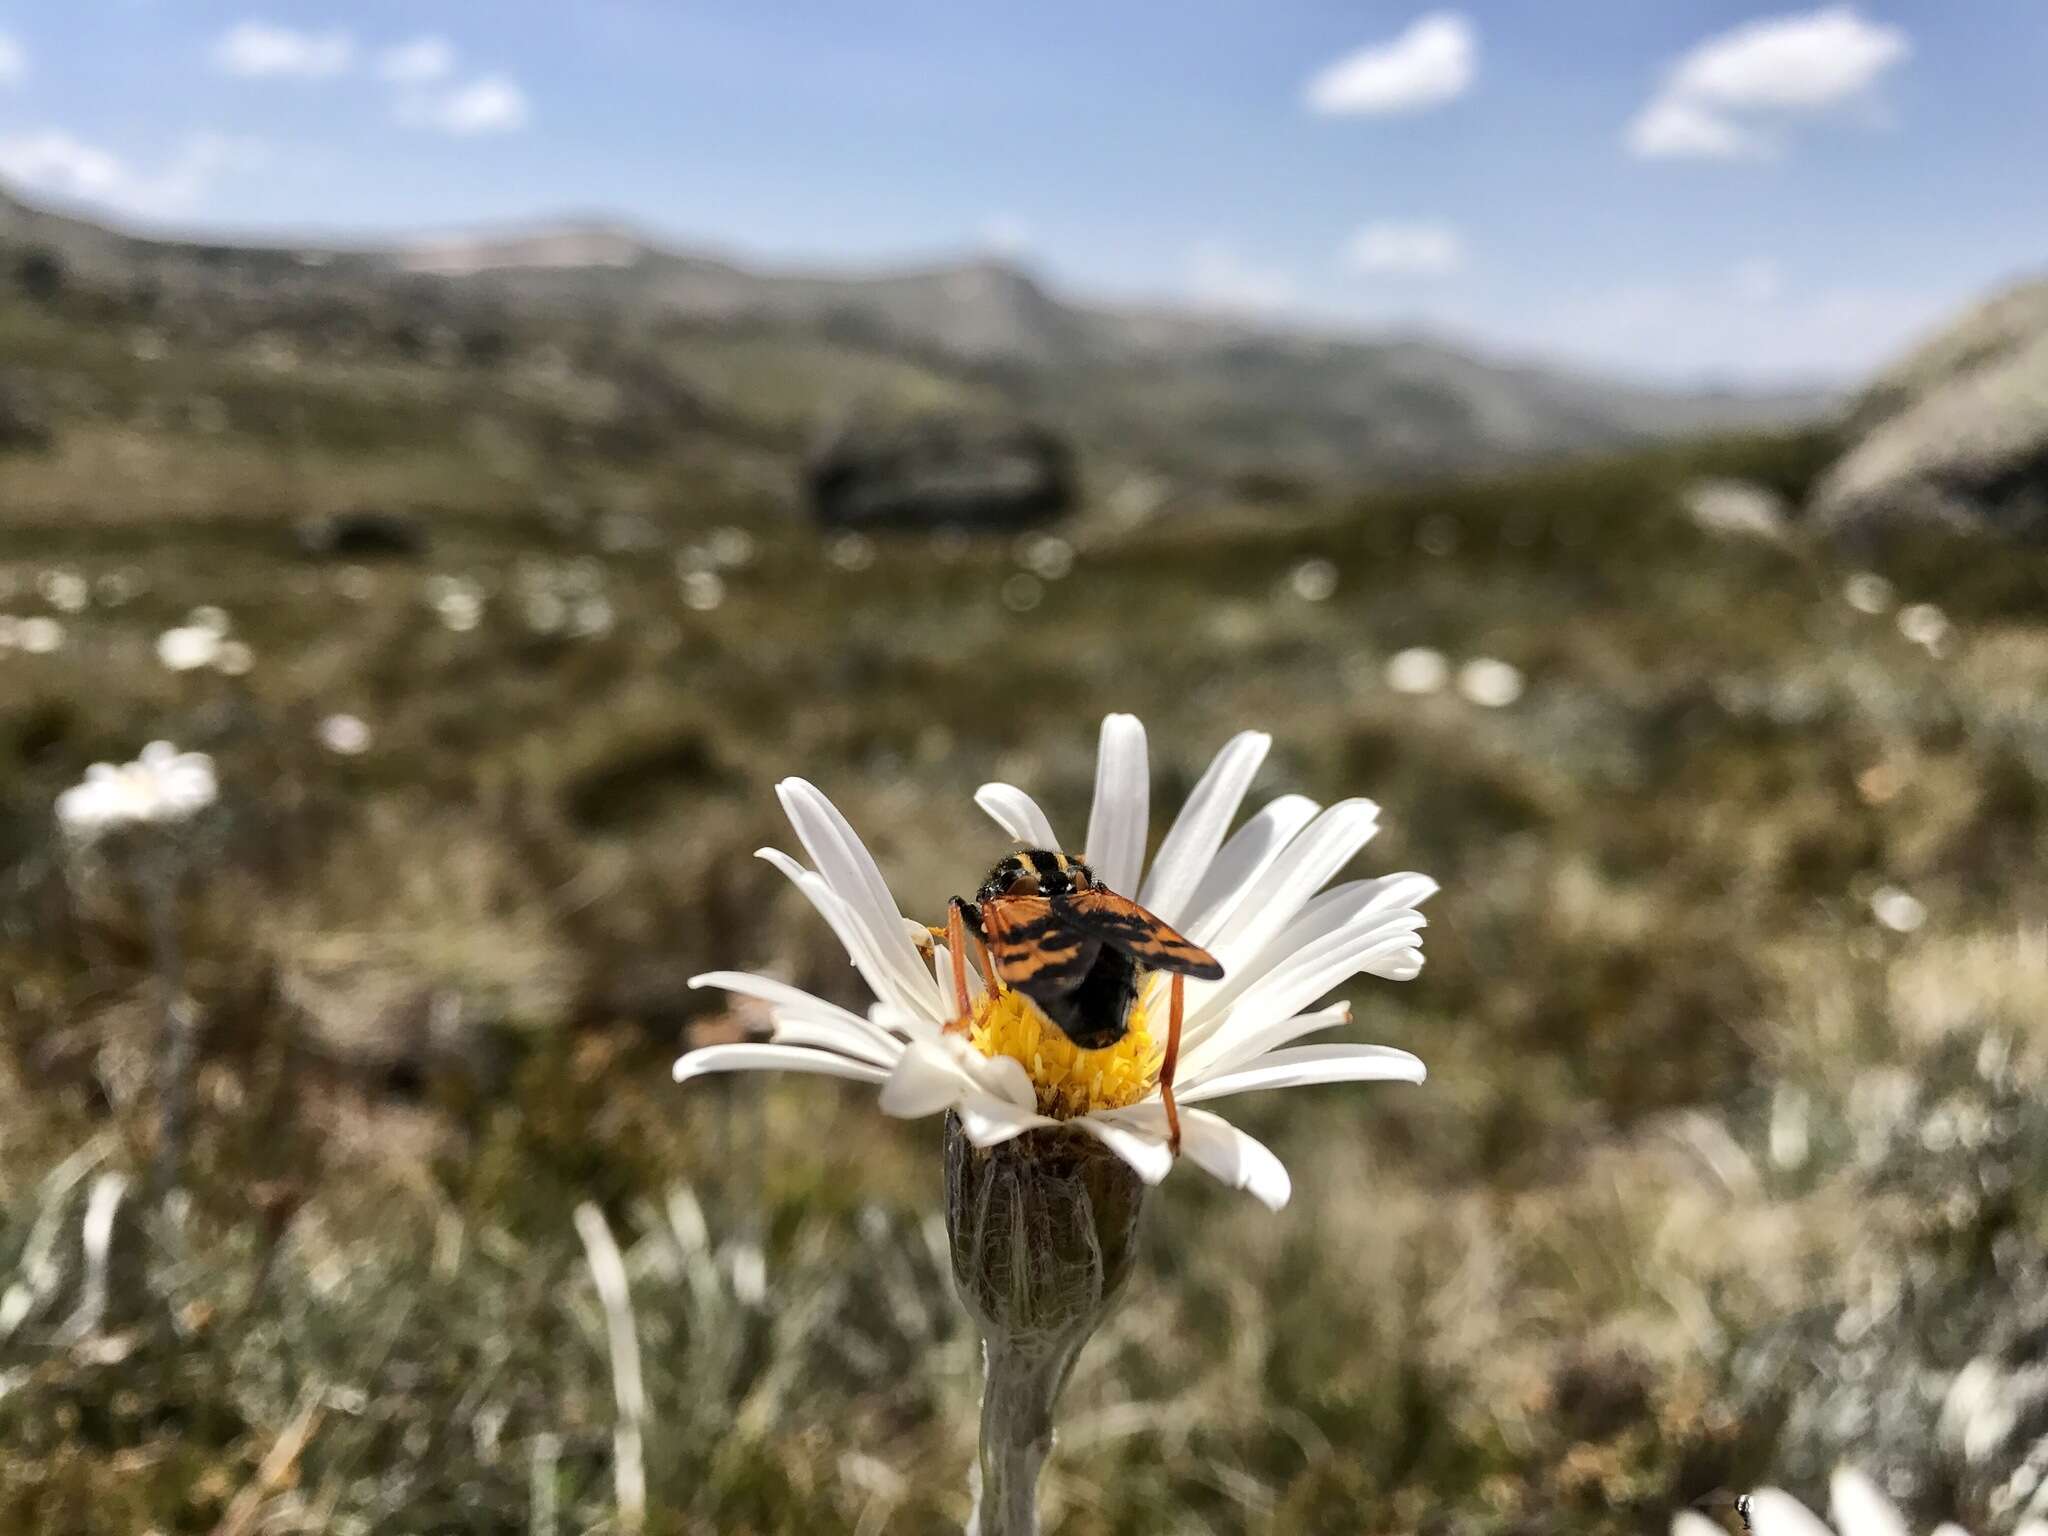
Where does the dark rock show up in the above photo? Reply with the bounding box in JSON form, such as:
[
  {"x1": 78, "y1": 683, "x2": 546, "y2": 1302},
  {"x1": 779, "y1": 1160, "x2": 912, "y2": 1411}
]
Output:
[
  {"x1": 807, "y1": 414, "x2": 1075, "y2": 531},
  {"x1": 295, "y1": 508, "x2": 428, "y2": 560},
  {"x1": 1811, "y1": 280, "x2": 2048, "y2": 543}
]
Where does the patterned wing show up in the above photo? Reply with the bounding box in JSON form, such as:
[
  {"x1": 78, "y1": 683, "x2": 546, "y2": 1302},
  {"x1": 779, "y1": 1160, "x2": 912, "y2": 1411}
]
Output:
[
  {"x1": 1051, "y1": 888, "x2": 1225, "y2": 980},
  {"x1": 982, "y1": 895, "x2": 1100, "y2": 1003}
]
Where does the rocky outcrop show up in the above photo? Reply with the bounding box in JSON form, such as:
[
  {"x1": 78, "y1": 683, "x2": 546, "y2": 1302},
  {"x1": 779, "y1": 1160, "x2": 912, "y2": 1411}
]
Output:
[
  {"x1": 806, "y1": 415, "x2": 1075, "y2": 531},
  {"x1": 1811, "y1": 278, "x2": 2048, "y2": 542}
]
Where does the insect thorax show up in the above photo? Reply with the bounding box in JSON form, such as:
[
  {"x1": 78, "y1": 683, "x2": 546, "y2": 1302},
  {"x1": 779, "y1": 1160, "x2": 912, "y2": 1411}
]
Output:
[{"x1": 976, "y1": 847, "x2": 1096, "y2": 904}]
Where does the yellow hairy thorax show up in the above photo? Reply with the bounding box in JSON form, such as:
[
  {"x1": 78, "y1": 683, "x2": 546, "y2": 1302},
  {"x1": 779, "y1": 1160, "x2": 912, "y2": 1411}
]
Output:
[{"x1": 967, "y1": 986, "x2": 1161, "y2": 1120}]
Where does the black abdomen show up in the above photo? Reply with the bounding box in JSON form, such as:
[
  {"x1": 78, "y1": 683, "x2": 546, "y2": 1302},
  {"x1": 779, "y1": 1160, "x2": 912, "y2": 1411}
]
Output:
[{"x1": 1040, "y1": 944, "x2": 1140, "y2": 1050}]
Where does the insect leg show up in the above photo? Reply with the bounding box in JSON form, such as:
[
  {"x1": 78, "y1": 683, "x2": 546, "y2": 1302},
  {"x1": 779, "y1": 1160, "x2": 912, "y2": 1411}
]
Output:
[
  {"x1": 1160, "y1": 971, "x2": 1185, "y2": 1156},
  {"x1": 944, "y1": 898, "x2": 975, "y2": 1032},
  {"x1": 965, "y1": 898, "x2": 1001, "y2": 995}
]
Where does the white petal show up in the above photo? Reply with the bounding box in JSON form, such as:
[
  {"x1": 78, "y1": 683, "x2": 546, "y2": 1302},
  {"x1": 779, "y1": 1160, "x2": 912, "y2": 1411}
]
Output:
[
  {"x1": 1671, "y1": 1517, "x2": 1728, "y2": 1536},
  {"x1": 1138, "y1": 730, "x2": 1270, "y2": 927},
  {"x1": 775, "y1": 779, "x2": 935, "y2": 1009},
  {"x1": 1178, "y1": 1003, "x2": 1353, "y2": 1082},
  {"x1": 1175, "y1": 1107, "x2": 1292, "y2": 1210},
  {"x1": 1071, "y1": 1107, "x2": 1175, "y2": 1184},
  {"x1": 1178, "y1": 793, "x2": 1322, "y2": 944},
  {"x1": 931, "y1": 942, "x2": 987, "y2": 1011},
  {"x1": 1744, "y1": 1490, "x2": 1835, "y2": 1536},
  {"x1": 757, "y1": 849, "x2": 944, "y2": 1024},
  {"x1": 672, "y1": 1043, "x2": 889, "y2": 1085},
  {"x1": 973, "y1": 782, "x2": 1059, "y2": 849},
  {"x1": 1830, "y1": 1469, "x2": 1907, "y2": 1536},
  {"x1": 1202, "y1": 798, "x2": 1381, "y2": 972},
  {"x1": 1084, "y1": 713, "x2": 1149, "y2": 896},
  {"x1": 955, "y1": 1095, "x2": 1051, "y2": 1146},
  {"x1": 1178, "y1": 1043, "x2": 1425, "y2": 1103},
  {"x1": 690, "y1": 970, "x2": 897, "y2": 1048},
  {"x1": 879, "y1": 1039, "x2": 981, "y2": 1116},
  {"x1": 1183, "y1": 914, "x2": 1429, "y2": 1056},
  {"x1": 878, "y1": 1032, "x2": 1037, "y2": 1116},
  {"x1": 770, "y1": 1019, "x2": 899, "y2": 1068}
]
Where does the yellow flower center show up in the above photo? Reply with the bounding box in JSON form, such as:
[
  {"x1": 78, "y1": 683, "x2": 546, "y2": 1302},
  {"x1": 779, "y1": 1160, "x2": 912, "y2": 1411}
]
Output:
[{"x1": 968, "y1": 986, "x2": 1161, "y2": 1119}]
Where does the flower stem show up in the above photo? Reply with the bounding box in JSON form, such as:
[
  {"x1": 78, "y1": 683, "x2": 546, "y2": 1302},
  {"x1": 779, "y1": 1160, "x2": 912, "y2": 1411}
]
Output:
[{"x1": 972, "y1": 1332, "x2": 1075, "y2": 1536}]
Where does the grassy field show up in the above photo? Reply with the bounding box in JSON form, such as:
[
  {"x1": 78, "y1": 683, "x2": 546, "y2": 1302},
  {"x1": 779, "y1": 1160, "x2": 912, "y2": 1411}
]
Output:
[{"x1": 5, "y1": 343, "x2": 2048, "y2": 1536}]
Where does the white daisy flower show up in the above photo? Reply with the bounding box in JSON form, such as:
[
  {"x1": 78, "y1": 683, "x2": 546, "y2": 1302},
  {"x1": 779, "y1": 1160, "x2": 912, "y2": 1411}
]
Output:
[
  {"x1": 675, "y1": 714, "x2": 1434, "y2": 1210},
  {"x1": 1694, "y1": 1466, "x2": 1983, "y2": 1536},
  {"x1": 155, "y1": 625, "x2": 222, "y2": 672},
  {"x1": 55, "y1": 741, "x2": 218, "y2": 838}
]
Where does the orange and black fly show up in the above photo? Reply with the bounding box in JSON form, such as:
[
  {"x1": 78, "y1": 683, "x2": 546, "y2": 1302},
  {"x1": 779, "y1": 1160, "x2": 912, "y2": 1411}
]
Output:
[{"x1": 937, "y1": 848, "x2": 1223, "y2": 1151}]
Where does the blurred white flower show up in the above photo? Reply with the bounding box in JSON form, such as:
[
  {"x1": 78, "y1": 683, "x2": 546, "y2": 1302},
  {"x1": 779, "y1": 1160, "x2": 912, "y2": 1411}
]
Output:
[
  {"x1": 156, "y1": 625, "x2": 222, "y2": 672},
  {"x1": 1385, "y1": 647, "x2": 1449, "y2": 696},
  {"x1": 570, "y1": 597, "x2": 616, "y2": 637},
  {"x1": 1288, "y1": 557, "x2": 1339, "y2": 603},
  {"x1": 56, "y1": 742, "x2": 218, "y2": 838},
  {"x1": 1723, "y1": 1467, "x2": 1975, "y2": 1536},
  {"x1": 829, "y1": 533, "x2": 876, "y2": 572},
  {"x1": 317, "y1": 713, "x2": 372, "y2": 755},
  {"x1": 17, "y1": 616, "x2": 64, "y2": 654},
  {"x1": 1001, "y1": 574, "x2": 1043, "y2": 613},
  {"x1": 1870, "y1": 885, "x2": 1928, "y2": 934},
  {"x1": 1458, "y1": 657, "x2": 1525, "y2": 708},
  {"x1": 681, "y1": 571, "x2": 726, "y2": 612},
  {"x1": 40, "y1": 569, "x2": 90, "y2": 613},
  {"x1": 214, "y1": 640, "x2": 256, "y2": 677},
  {"x1": 1844, "y1": 572, "x2": 1895, "y2": 616},
  {"x1": 677, "y1": 714, "x2": 1434, "y2": 1209},
  {"x1": 707, "y1": 526, "x2": 757, "y2": 569},
  {"x1": 428, "y1": 576, "x2": 484, "y2": 632},
  {"x1": 1898, "y1": 602, "x2": 1950, "y2": 655},
  {"x1": 1018, "y1": 534, "x2": 1075, "y2": 581},
  {"x1": 187, "y1": 605, "x2": 233, "y2": 638}
]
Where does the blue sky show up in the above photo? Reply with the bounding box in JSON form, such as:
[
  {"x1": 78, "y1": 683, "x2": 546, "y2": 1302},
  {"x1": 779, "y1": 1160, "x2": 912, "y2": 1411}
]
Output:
[{"x1": 2, "y1": 1, "x2": 2044, "y2": 386}]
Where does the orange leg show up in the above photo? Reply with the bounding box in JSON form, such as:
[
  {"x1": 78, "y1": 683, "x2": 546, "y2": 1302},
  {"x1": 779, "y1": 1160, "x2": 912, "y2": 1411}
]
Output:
[
  {"x1": 944, "y1": 899, "x2": 974, "y2": 1032},
  {"x1": 1160, "y1": 972, "x2": 1185, "y2": 1156}
]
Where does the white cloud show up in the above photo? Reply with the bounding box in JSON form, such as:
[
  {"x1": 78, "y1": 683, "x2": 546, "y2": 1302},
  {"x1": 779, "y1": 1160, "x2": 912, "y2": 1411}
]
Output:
[
  {"x1": 399, "y1": 73, "x2": 530, "y2": 134},
  {"x1": 0, "y1": 131, "x2": 125, "y2": 199},
  {"x1": 0, "y1": 129, "x2": 263, "y2": 217},
  {"x1": 1668, "y1": 5, "x2": 1909, "y2": 111},
  {"x1": 1304, "y1": 12, "x2": 1476, "y2": 117},
  {"x1": 1629, "y1": 6, "x2": 1909, "y2": 161},
  {"x1": 1186, "y1": 242, "x2": 1296, "y2": 315},
  {"x1": 378, "y1": 36, "x2": 455, "y2": 85},
  {"x1": 1626, "y1": 97, "x2": 1771, "y2": 161},
  {"x1": 977, "y1": 212, "x2": 1032, "y2": 257},
  {"x1": 214, "y1": 20, "x2": 355, "y2": 79},
  {"x1": 1344, "y1": 221, "x2": 1466, "y2": 278},
  {"x1": 0, "y1": 34, "x2": 25, "y2": 85}
]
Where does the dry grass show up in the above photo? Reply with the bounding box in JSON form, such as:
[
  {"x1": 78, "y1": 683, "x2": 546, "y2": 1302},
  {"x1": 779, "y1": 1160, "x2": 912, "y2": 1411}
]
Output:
[{"x1": 3, "y1": 303, "x2": 2048, "y2": 1530}]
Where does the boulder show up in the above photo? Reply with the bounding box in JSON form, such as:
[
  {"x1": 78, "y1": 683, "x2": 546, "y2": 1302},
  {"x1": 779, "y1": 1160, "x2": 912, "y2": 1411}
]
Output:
[
  {"x1": 1810, "y1": 278, "x2": 2048, "y2": 542},
  {"x1": 806, "y1": 414, "x2": 1075, "y2": 531}
]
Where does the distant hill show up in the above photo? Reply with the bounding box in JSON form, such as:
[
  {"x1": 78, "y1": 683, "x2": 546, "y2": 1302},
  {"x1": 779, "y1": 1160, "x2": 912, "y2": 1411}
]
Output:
[{"x1": 0, "y1": 185, "x2": 1827, "y2": 492}]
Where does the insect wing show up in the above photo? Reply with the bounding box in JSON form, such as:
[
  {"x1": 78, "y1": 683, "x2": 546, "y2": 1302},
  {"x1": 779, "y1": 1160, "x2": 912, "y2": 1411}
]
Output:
[
  {"x1": 982, "y1": 895, "x2": 1099, "y2": 998},
  {"x1": 1051, "y1": 888, "x2": 1225, "y2": 980}
]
